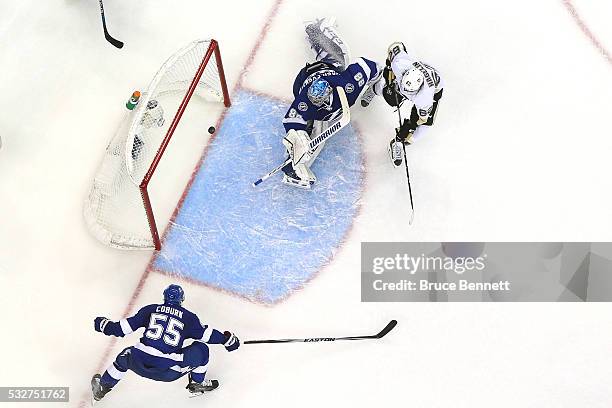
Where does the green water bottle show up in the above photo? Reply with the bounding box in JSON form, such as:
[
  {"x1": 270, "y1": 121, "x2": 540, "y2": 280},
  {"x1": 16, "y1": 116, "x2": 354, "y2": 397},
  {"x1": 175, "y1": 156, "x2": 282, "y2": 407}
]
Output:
[{"x1": 126, "y1": 91, "x2": 141, "y2": 110}]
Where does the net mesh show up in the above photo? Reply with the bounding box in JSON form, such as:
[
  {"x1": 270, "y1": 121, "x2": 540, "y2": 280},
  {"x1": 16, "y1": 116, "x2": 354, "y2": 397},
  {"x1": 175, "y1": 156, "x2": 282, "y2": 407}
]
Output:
[{"x1": 84, "y1": 40, "x2": 225, "y2": 249}]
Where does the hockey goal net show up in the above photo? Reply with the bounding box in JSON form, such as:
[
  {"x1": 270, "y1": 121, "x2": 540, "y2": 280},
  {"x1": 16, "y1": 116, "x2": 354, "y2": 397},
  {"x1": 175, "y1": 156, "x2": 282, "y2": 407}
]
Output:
[{"x1": 84, "y1": 39, "x2": 230, "y2": 250}]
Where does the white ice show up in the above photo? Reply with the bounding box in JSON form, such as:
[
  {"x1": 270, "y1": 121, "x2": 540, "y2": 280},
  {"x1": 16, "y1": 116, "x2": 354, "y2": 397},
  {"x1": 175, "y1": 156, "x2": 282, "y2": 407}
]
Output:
[{"x1": 0, "y1": 0, "x2": 611, "y2": 407}]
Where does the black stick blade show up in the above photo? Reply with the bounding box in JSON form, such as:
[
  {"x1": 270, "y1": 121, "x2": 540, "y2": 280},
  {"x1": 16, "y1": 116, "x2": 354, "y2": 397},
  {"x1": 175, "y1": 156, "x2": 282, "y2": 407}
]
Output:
[
  {"x1": 376, "y1": 320, "x2": 398, "y2": 338},
  {"x1": 105, "y1": 32, "x2": 124, "y2": 49},
  {"x1": 99, "y1": 0, "x2": 123, "y2": 49}
]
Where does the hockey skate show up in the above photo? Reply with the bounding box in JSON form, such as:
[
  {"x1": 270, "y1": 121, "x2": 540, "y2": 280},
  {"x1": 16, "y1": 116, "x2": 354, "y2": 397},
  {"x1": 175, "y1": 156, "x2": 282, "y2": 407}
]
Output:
[
  {"x1": 360, "y1": 66, "x2": 383, "y2": 107},
  {"x1": 388, "y1": 139, "x2": 404, "y2": 167},
  {"x1": 360, "y1": 85, "x2": 376, "y2": 107},
  {"x1": 91, "y1": 374, "x2": 112, "y2": 403},
  {"x1": 186, "y1": 377, "x2": 219, "y2": 396},
  {"x1": 281, "y1": 162, "x2": 316, "y2": 189}
]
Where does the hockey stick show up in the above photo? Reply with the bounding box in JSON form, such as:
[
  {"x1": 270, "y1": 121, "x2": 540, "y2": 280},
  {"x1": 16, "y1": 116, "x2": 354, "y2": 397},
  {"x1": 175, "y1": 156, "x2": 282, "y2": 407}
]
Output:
[
  {"x1": 244, "y1": 320, "x2": 397, "y2": 344},
  {"x1": 252, "y1": 159, "x2": 290, "y2": 187},
  {"x1": 252, "y1": 86, "x2": 351, "y2": 187},
  {"x1": 401, "y1": 141, "x2": 414, "y2": 225},
  {"x1": 393, "y1": 87, "x2": 415, "y2": 225},
  {"x1": 98, "y1": 0, "x2": 124, "y2": 49}
]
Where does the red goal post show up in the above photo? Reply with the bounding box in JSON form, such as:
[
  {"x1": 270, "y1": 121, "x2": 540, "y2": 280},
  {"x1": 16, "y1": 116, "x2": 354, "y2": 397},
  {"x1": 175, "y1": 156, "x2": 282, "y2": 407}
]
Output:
[{"x1": 84, "y1": 39, "x2": 230, "y2": 250}]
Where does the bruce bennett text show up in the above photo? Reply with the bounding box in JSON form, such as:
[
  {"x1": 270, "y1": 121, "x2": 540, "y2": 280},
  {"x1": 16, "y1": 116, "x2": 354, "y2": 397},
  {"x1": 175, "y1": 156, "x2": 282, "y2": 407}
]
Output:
[{"x1": 373, "y1": 280, "x2": 511, "y2": 292}]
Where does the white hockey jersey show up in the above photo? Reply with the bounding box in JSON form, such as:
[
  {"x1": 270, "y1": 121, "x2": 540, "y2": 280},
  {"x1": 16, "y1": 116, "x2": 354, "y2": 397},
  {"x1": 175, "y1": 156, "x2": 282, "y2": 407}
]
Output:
[{"x1": 391, "y1": 51, "x2": 444, "y2": 124}]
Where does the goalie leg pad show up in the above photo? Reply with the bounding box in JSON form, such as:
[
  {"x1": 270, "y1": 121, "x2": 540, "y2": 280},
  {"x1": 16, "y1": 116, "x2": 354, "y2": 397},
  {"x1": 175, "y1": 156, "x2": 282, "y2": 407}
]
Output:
[
  {"x1": 304, "y1": 17, "x2": 350, "y2": 70},
  {"x1": 283, "y1": 129, "x2": 313, "y2": 167},
  {"x1": 284, "y1": 123, "x2": 328, "y2": 187},
  {"x1": 294, "y1": 162, "x2": 317, "y2": 184}
]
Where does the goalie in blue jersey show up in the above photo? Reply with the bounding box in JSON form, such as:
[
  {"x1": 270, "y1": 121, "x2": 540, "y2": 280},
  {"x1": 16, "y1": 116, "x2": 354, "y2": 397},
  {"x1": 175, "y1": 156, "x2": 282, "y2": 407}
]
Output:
[
  {"x1": 280, "y1": 17, "x2": 382, "y2": 189},
  {"x1": 90, "y1": 284, "x2": 240, "y2": 401}
]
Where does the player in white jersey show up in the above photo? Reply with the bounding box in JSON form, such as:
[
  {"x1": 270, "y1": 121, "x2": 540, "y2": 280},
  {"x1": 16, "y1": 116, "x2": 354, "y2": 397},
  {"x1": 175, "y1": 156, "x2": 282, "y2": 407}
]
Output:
[{"x1": 361, "y1": 42, "x2": 444, "y2": 166}]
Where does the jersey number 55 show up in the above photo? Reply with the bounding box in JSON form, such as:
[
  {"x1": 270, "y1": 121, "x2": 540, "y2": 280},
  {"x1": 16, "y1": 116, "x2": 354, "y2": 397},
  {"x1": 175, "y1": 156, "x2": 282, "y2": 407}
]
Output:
[{"x1": 145, "y1": 313, "x2": 184, "y2": 347}]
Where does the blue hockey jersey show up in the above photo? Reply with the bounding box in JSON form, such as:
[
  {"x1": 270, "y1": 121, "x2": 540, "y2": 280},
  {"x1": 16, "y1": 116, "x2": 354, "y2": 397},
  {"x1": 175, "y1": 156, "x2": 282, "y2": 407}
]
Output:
[
  {"x1": 282, "y1": 57, "x2": 380, "y2": 134},
  {"x1": 99, "y1": 303, "x2": 226, "y2": 355}
]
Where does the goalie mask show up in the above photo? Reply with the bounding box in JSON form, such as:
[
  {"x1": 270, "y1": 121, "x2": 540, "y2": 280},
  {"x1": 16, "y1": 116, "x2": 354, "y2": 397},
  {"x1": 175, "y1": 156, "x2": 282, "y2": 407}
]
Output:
[
  {"x1": 307, "y1": 78, "x2": 333, "y2": 109},
  {"x1": 401, "y1": 68, "x2": 424, "y2": 94}
]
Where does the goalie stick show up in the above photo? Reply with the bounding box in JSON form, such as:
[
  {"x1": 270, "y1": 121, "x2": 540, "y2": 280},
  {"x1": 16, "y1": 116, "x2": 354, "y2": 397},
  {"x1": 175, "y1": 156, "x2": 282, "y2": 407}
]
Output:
[
  {"x1": 244, "y1": 320, "x2": 397, "y2": 344},
  {"x1": 252, "y1": 86, "x2": 351, "y2": 187},
  {"x1": 98, "y1": 0, "x2": 124, "y2": 49}
]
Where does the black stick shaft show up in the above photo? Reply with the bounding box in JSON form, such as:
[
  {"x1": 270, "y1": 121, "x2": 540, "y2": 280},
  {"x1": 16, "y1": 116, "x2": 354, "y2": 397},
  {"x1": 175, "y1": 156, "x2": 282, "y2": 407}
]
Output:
[
  {"x1": 393, "y1": 85, "x2": 414, "y2": 217},
  {"x1": 98, "y1": 0, "x2": 124, "y2": 49},
  {"x1": 401, "y1": 142, "x2": 414, "y2": 212},
  {"x1": 244, "y1": 320, "x2": 397, "y2": 345}
]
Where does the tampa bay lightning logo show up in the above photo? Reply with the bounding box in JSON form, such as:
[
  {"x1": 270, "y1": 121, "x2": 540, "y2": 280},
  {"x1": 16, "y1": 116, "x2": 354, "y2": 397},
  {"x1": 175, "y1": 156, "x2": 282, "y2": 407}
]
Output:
[
  {"x1": 344, "y1": 83, "x2": 355, "y2": 94},
  {"x1": 297, "y1": 102, "x2": 308, "y2": 112}
]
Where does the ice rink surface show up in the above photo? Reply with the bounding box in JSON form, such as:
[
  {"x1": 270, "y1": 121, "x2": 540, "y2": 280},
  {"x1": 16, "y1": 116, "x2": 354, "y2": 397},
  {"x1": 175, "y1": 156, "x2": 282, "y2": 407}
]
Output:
[{"x1": 0, "y1": 0, "x2": 611, "y2": 407}]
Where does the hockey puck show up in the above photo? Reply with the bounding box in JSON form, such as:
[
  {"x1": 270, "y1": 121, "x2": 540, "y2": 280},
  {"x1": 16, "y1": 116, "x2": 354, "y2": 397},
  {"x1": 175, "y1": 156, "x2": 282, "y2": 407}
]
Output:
[{"x1": 208, "y1": 126, "x2": 216, "y2": 134}]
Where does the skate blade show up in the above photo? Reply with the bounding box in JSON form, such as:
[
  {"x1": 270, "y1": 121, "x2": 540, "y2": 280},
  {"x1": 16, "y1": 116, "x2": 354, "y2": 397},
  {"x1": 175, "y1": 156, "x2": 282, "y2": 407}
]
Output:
[
  {"x1": 188, "y1": 383, "x2": 219, "y2": 398},
  {"x1": 282, "y1": 176, "x2": 312, "y2": 189},
  {"x1": 189, "y1": 390, "x2": 214, "y2": 398}
]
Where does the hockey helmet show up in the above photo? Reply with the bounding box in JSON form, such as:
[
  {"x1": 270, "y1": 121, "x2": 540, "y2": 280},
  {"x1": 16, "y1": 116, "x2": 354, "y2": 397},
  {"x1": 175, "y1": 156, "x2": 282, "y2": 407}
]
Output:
[
  {"x1": 163, "y1": 284, "x2": 185, "y2": 306},
  {"x1": 401, "y1": 68, "x2": 424, "y2": 94},
  {"x1": 307, "y1": 78, "x2": 333, "y2": 108}
]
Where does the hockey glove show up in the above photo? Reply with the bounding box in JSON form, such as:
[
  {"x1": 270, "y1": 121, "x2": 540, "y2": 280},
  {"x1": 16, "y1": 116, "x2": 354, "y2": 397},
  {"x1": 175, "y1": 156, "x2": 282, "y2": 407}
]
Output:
[
  {"x1": 433, "y1": 89, "x2": 443, "y2": 102},
  {"x1": 396, "y1": 118, "x2": 417, "y2": 142},
  {"x1": 94, "y1": 317, "x2": 111, "y2": 334},
  {"x1": 223, "y1": 331, "x2": 240, "y2": 352},
  {"x1": 383, "y1": 66, "x2": 396, "y2": 88},
  {"x1": 395, "y1": 129, "x2": 414, "y2": 145}
]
